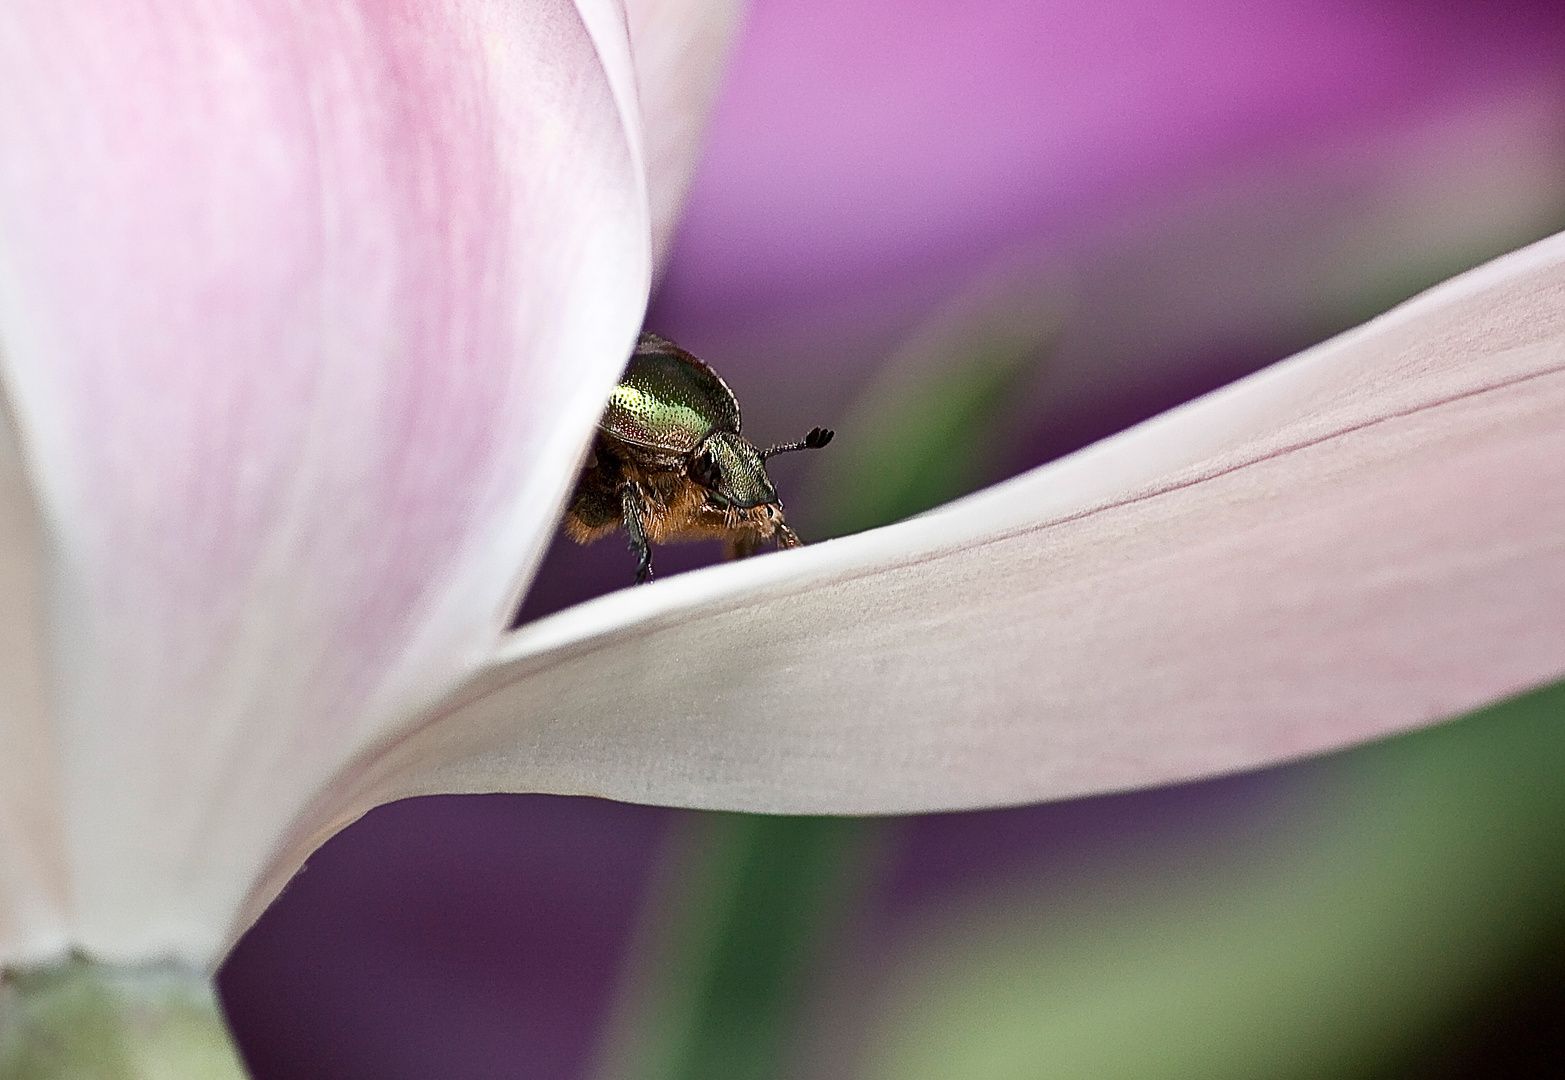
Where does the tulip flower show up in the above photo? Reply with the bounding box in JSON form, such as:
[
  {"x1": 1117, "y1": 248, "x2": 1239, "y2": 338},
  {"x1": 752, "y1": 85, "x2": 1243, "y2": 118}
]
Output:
[
  {"x1": 0, "y1": 0, "x2": 740, "y2": 1069},
  {"x1": 2, "y1": 0, "x2": 1564, "y2": 1077}
]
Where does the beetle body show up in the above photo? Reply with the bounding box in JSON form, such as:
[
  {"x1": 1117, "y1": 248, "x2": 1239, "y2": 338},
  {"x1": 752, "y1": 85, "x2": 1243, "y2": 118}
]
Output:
[{"x1": 564, "y1": 332, "x2": 832, "y2": 583}]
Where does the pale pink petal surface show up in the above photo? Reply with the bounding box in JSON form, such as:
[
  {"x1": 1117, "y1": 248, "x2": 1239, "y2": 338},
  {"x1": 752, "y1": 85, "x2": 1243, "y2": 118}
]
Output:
[
  {"x1": 0, "y1": 0, "x2": 653, "y2": 965},
  {"x1": 622, "y1": 0, "x2": 748, "y2": 268},
  {"x1": 573, "y1": 0, "x2": 746, "y2": 271},
  {"x1": 270, "y1": 231, "x2": 1565, "y2": 879}
]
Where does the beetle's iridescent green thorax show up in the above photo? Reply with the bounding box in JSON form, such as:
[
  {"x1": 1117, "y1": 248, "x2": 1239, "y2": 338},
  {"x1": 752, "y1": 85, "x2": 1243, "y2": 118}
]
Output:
[
  {"x1": 566, "y1": 331, "x2": 831, "y2": 584},
  {"x1": 601, "y1": 335, "x2": 741, "y2": 455},
  {"x1": 699, "y1": 432, "x2": 777, "y2": 509}
]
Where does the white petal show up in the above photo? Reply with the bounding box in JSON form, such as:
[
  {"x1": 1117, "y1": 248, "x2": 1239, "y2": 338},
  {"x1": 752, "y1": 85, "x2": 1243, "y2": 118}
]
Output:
[
  {"x1": 244, "y1": 231, "x2": 1565, "y2": 937},
  {"x1": 274, "y1": 226, "x2": 1565, "y2": 877},
  {"x1": 0, "y1": 0, "x2": 648, "y2": 966}
]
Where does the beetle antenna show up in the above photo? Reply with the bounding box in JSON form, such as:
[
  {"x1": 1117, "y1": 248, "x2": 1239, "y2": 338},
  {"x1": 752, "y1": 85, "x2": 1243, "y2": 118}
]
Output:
[{"x1": 761, "y1": 426, "x2": 834, "y2": 459}]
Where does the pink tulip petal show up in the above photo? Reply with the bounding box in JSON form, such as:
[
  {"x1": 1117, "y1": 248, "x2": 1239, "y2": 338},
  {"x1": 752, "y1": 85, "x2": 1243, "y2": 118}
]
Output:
[
  {"x1": 0, "y1": 0, "x2": 651, "y2": 964},
  {"x1": 576, "y1": 0, "x2": 747, "y2": 269},
  {"x1": 267, "y1": 230, "x2": 1565, "y2": 918}
]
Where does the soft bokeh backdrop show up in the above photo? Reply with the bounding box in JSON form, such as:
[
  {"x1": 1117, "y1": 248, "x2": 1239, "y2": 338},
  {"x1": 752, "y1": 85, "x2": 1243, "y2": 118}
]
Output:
[{"x1": 223, "y1": 1, "x2": 1565, "y2": 1077}]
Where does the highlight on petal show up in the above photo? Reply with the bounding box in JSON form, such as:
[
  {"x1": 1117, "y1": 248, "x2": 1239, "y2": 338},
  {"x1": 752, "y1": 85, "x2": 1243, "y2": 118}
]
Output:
[
  {"x1": 623, "y1": 0, "x2": 749, "y2": 267},
  {"x1": 262, "y1": 228, "x2": 1565, "y2": 914},
  {"x1": 0, "y1": 0, "x2": 648, "y2": 966},
  {"x1": 574, "y1": 0, "x2": 744, "y2": 271}
]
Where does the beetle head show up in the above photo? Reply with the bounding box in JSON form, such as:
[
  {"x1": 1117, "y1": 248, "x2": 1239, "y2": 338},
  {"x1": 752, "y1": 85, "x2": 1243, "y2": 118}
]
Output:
[{"x1": 690, "y1": 432, "x2": 777, "y2": 510}]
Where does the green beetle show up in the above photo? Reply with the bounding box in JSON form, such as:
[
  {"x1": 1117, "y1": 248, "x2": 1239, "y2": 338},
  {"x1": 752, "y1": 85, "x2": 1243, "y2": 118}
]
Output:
[{"x1": 564, "y1": 332, "x2": 833, "y2": 583}]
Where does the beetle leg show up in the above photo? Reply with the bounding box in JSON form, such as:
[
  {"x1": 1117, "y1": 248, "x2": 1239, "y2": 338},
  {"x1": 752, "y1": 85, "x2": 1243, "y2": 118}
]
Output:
[
  {"x1": 620, "y1": 481, "x2": 654, "y2": 584},
  {"x1": 565, "y1": 448, "x2": 622, "y2": 535},
  {"x1": 726, "y1": 534, "x2": 764, "y2": 560}
]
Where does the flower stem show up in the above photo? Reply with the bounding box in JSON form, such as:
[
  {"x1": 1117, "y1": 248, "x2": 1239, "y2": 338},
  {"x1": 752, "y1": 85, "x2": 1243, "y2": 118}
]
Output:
[
  {"x1": 0, "y1": 956, "x2": 250, "y2": 1080},
  {"x1": 598, "y1": 814, "x2": 878, "y2": 1080}
]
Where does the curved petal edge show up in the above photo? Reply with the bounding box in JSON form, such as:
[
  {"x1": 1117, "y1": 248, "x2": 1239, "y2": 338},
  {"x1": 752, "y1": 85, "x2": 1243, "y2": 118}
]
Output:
[{"x1": 243, "y1": 229, "x2": 1565, "y2": 934}]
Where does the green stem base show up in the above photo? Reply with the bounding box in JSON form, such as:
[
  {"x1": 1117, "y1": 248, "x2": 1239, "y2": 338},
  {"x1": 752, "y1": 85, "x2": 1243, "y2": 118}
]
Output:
[{"x1": 0, "y1": 956, "x2": 250, "y2": 1080}]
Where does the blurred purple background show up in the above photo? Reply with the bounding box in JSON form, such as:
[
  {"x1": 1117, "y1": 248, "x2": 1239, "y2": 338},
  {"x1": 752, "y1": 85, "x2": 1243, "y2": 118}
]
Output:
[
  {"x1": 219, "y1": 777, "x2": 1317, "y2": 1079},
  {"x1": 223, "y1": 0, "x2": 1565, "y2": 1076}
]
